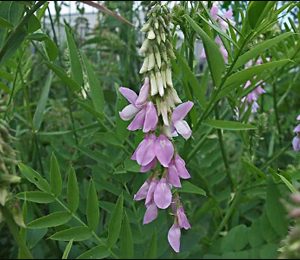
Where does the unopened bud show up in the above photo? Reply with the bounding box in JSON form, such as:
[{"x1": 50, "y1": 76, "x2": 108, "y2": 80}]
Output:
[
  {"x1": 166, "y1": 67, "x2": 173, "y2": 87},
  {"x1": 141, "y1": 22, "x2": 151, "y2": 32},
  {"x1": 156, "y1": 70, "x2": 164, "y2": 97},
  {"x1": 148, "y1": 52, "x2": 155, "y2": 71},
  {"x1": 140, "y1": 39, "x2": 150, "y2": 54},
  {"x1": 139, "y1": 56, "x2": 149, "y2": 74},
  {"x1": 150, "y1": 72, "x2": 158, "y2": 96},
  {"x1": 148, "y1": 29, "x2": 156, "y2": 40},
  {"x1": 154, "y1": 48, "x2": 161, "y2": 68}
]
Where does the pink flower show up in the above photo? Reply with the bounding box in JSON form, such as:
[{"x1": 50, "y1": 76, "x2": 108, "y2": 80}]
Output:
[
  {"x1": 243, "y1": 80, "x2": 265, "y2": 113},
  {"x1": 171, "y1": 101, "x2": 194, "y2": 140},
  {"x1": 132, "y1": 134, "x2": 174, "y2": 167},
  {"x1": 153, "y1": 178, "x2": 172, "y2": 209},
  {"x1": 294, "y1": 125, "x2": 300, "y2": 133},
  {"x1": 119, "y1": 78, "x2": 158, "y2": 133},
  {"x1": 167, "y1": 154, "x2": 191, "y2": 187},
  {"x1": 297, "y1": 115, "x2": 300, "y2": 121},
  {"x1": 177, "y1": 206, "x2": 191, "y2": 230},
  {"x1": 168, "y1": 224, "x2": 181, "y2": 253},
  {"x1": 293, "y1": 136, "x2": 300, "y2": 152}
]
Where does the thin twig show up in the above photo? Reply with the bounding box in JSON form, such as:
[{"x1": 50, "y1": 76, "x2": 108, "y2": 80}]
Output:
[{"x1": 80, "y1": 1, "x2": 134, "y2": 27}]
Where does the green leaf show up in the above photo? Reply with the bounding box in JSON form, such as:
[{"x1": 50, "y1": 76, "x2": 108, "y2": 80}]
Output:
[
  {"x1": 86, "y1": 179, "x2": 99, "y2": 232},
  {"x1": 16, "y1": 191, "x2": 55, "y2": 203},
  {"x1": 50, "y1": 153, "x2": 62, "y2": 196},
  {"x1": 276, "y1": 173, "x2": 297, "y2": 193},
  {"x1": 145, "y1": 229, "x2": 157, "y2": 259},
  {"x1": 62, "y1": 240, "x2": 73, "y2": 259},
  {"x1": 45, "y1": 62, "x2": 81, "y2": 92},
  {"x1": 82, "y1": 54, "x2": 104, "y2": 114},
  {"x1": 18, "y1": 163, "x2": 51, "y2": 193},
  {"x1": 179, "y1": 181, "x2": 206, "y2": 196},
  {"x1": 44, "y1": 38, "x2": 58, "y2": 61},
  {"x1": 50, "y1": 227, "x2": 92, "y2": 241},
  {"x1": 233, "y1": 32, "x2": 294, "y2": 70},
  {"x1": 204, "y1": 120, "x2": 257, "y2": 131},
  {"x1": 120, "y1": 212, "x2": 134, "y2": 259},
  {"x1": 218, "y1": 59, "x2": 291, "y2": 99},
  {"x1": 185, "y1": 14, "x2": 225, "y2": 87},
  {"x1": 107, "y1": 194, "x2": 124, "y2": 248},
  {"x1": 247, "y1": 1, "x2": 269, "y2": 29},
  {"x1": 76, "y1": 245, "x2": 110, "y2": 259},
  {"x1": 65, "y1": 25, "x2": 83, "y2": 86},
  {"x1": 27, "y1": 211, "x2": 71, "y2": 229},
  {"x1": 32, "y1": 72, "x2": 52, "y2": 131},
  {"x1": 266, "y1": 178, "x2": 288, "y2": 237},
  {"x1": 67, "y1": 166, "x2": 79, "y2": 212},
  {"x1": 0, "y1": 17, "x2": 13, "y2": 29},
  {"x1": 27, "y1": 14, "x2": 41, "y2": 33}
]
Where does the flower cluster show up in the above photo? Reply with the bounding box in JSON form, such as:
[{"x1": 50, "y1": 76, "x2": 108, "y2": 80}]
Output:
[
  {"x1": 292, "y1": 115, "x2": 300, "y2": 152},
  {"x1": 200, "y1": 3, "x2": 235, "y2": 63},
  {"x1": 119, "y1": 1, "x2": 193, "y2": 253}
]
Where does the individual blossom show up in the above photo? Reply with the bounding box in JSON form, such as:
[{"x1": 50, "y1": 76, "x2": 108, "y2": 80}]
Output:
[
  {"x1": 119, "y1": 77, "x2": 158, "y2": 133},
  {"x1": 167, "y1": 154, "x2": 191, "y2": 188},
  {"x1": 168, "y1": 198, "x2": 191, "y2": 253},
  {"x1": 293, "y1": 116, "x2": 300, "y2": 152},
  {"x1": 242, "y1": 80, "x2": 266, "y2": 113}
]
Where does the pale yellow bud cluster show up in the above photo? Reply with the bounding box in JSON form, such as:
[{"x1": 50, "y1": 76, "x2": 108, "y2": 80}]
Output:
[{"x1": 139, "y1": 1, "x2": 182, "y2": 125}]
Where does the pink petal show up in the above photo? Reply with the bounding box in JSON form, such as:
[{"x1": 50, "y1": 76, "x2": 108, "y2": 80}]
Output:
[
  {"x1": 174, "y1": 120, "x2": 192, "y2": 140},
  {"x1": 224, "y1": 9, "x2": 233, "y2": 19},
  {"x1": 167, "y1": 163, "x2": 181, "y2": 188},
  {"x1": 177, "y1": 207, "x2": 191, "y2": 230},
  {"x1": 154, "y1": 178, "x2": 172, "y2": 209},
  {"x1": 119, "y1": 87, "x2": 137, "y2": 104},
  {"x1": 244, "y1": 80, "x2": 251, "y2": 89},
  {"x1": 251, "y1": 101, "x2": 259, "y2": 113},
  {"x1": 143, "y1": 102, "x2": 158, "y2": 133},
  {"x1": 143, "y1": 202, "x2": 158, "y2": 224},
  {"x1": 145, "y1": 178, "x2": 158, "y2": 205},
  {"x1": 168, "y1": 224, "x2": 181, "y2": 253},
  {"x1": 210, "y1": 4, "x2": 219, "y2": 20},
  {"x1": 135, "y1": 77, "x2": 150, "y2": 106},
  {"x1": 140, "y1": 158, "x2": 157, "y2": 173},
  {"x1": 136, "y1": 134, "x2": 156, "y2": 166},
  {"x1": 254, "y1": 86, "x2": 265, "y2": 95},
  {"x1": 174, "y1": 154, "x2": 191, "y2": 179},
  {"x1": 127, "y1": 108, "x2": 146, "y2": 131},
  {"x1": 119, "y1": 104, "x2": 139, "y2": 121},
  {"x1": 293, "y1": 125, "x2": 300, "y2": 133},
  {"x1": 134, "y1": 180, "x2": 150, "y2": 201},
  {"x1": 293, "y1": 136, "x2": 300, "y2": 152},
  {"x1": 297, "y1": 115, "x2": 300, "y2": 121},
  {"x1": 215, "y1": 35, "x2": 222, "y2": 45},
  {"x1": 154, "y1": 135, "x2": 174, "y2": 167},
  {"x1": 172, "y1": 101, "x2": 194, "y2": 123},
  {"x1": 220, "y1": 45, "x2": 228, "y2": 63}
]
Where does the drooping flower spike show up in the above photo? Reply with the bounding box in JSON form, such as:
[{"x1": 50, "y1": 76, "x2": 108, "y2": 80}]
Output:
[{"x1": 119, "y1": 1, "x2": 194, "y2": 253}]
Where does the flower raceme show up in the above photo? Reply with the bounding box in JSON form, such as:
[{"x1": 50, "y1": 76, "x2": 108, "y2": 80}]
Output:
[
  {"x1": 119, "y1": 2, "x2": 194, "y2": 253},
  {"x1": 293, "y1": 115, "x2": 300, "y2": 152}
]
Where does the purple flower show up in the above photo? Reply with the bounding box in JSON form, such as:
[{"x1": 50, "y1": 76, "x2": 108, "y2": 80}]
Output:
[
  {"x1": 132, "y1": 134, "x2": 174, "y2": 167},
  {"x1": 153, "y1": 178, "x2": 172, "y2": 209},
  {"x1": 133, "y1": 179, "x2": 150, "y2": 201},
  {"x1": 168, "y1": 224, "x2": 181, "y2": 253},
  {"x1": 143, "y1": 202, "x2": 158, "y2": 224},
  {"x1": 215, "y1": 36, "x2": 228, "y2": 62},
  {"x1": 171, "y1": 101, "x2": 194, "y2": 140},
  {"x1": 294, "y1": 124, "x2": 300, "y2": 133},
  {"x1": 177, "y1": 206, "x2": 191, "y2": 230},
  {"x1": 167, "y1": 154, "x2": 191, "y2": 187},
  {"x1": 293, "y1": 136, "x2": 300, "y2": 152},
  {"x1": 243, "y1": 80, "x2": 265, "y2": 113},
  {"x1": 119, "y1": 78, "x2": 158, "y2": 133},
  {"x1": 297, "y1": 115, "x2": 300, "y2": 121}
]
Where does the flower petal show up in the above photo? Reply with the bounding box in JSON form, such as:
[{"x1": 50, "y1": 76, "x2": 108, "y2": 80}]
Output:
[
  {"x1": 119, "y1": 104, "x2": 139, "y2": 121},
  {"x1": 135, "y1": 77, "x2": 150, "y2": 106},
  {"x1": 174, "y1": 120, "x2": 192, "y2": 140},
  {"x1": 293, "y1": 124, "x2": 300, "y2": 133},
  {"x1": 172, "y1": 101, "x2": 194, "y2": 123},
  {"x1": 145, "y1": 178, "x2": 158, "y2": 205},
  {"x1": 134, "y1": 180, "x2": 150, "y2": 201},
  {"x1": 297, "y1": 115, "x2": 300, "y2": 121},
  {"x1": 119, "y1": 87, "x2": 137, "y2": 104},
  {"x1": 174, "y1": 154, "x2": 191, "y2": 179},
  {"x1": 168, "y1": 224, "x2": 181, "y2": 253},
  {"x1": 140, "y1": 158, "x2": 157, "y2": 173},
  {"x1": 154, "y1": 178, "x2": 172, "y2": 209},
  {"x1": 293, "y1": 136, "x2": 300, "y2": 152},
  {"x1": 136, "y1": 134, "x2": 156, "y2": 166},
  {"x1": 155, "y1": 135, "x2": 174, "y2": 167},
  {"x1": 143, "y1": 202, "x2": 158, "y2": 224},
  {"x1": 167, "y1": 163, "x2": 181, "y2": 188},
  {"x1": 177, "y1": 207, "x2": 191, "y2": 230},
  {"x1": 127, "y1": 108, "x2": 146, "y2": 131},
  {"x1": 143, "y1": 102, "x2": 158, "y2": 133},
  {"x1": 210, "y1": 4, "x2": 219, "y2": 20}
]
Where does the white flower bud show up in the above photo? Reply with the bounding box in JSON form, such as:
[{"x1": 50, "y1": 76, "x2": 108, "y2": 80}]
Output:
[
  {"x1": 139, "y1": 56, "x2": 149, "y2": 74},
  {"x1": 148, "y1": 52, "x2": 155, "y2": 71},
  {"x1": 161, "y1": 101, "x2": 169, "y2": 126},
  {"x1": 148, "y1": 30, "x2": 155, "y2": 40},
  {"x1": 161, "y1": 31, "x2": 166, "y2": 42},
  {"x1": 150, "y1": 72, "x2": 158, "y2": 96},
  {"x1": 166, "y1": 92, "x2": 175, "y2": 109},
  {"x1": 139, "y1": 39, "x2": 149, "y2": 54},
  {"x1": 162, "y1": 50, "x2": 168, "y2": 63},
  {"x1": 166, "y1": 67, "x2": 173, "y2": 87},
  {"x1": 161, "y1": 69, "x2": 167, "y2": 88},
  {"x1": 171, "y1": 87, "x2": 182, "y2": 104},
  {"x1": 154, "y1": 50, "x2": 161, "y2": 68},
  {"x1": 141, "y1": 22, "x2": 151, "y2": 32},
  {"x1": 156, "y1": 70, "x2": 164, "y2": 97},
  {"x1": 154, "y1": 20, "x2": 159, "y2": 29},
  {"x1": 156, "y1": 33, "x2": 161, "y2": 45},
  {"x1": 156, "y1": 99, "x2": 161, "y2": 115}
]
